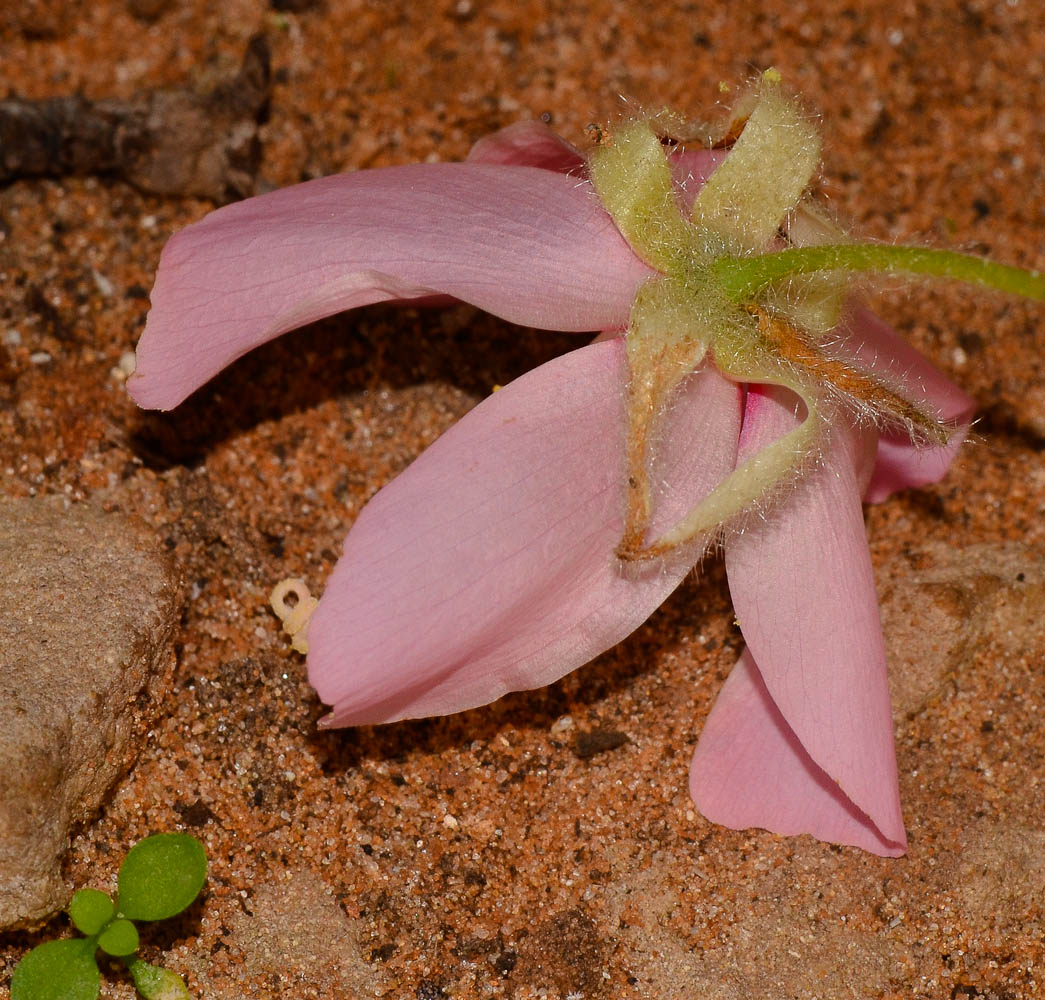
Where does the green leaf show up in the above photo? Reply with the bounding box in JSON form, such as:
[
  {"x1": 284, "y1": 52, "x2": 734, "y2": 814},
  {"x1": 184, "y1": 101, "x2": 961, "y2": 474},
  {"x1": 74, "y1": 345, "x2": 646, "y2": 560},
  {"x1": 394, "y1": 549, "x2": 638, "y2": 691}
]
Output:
[
  {"x1": 68, "y1": 889, "x2": 115, "y2": 936},
  {"x1": 97, "y1": 917, "x2": 139, "y2": 957},
  {"x1": 125, "y1": 958, "x2": 192, "y2": 1000},
  {"x1": 10, "y1": 938, "x2": 100, "y2": 1000},
  {"x1": 116, "y1": 833, "x2": 207, "y2": 922}
]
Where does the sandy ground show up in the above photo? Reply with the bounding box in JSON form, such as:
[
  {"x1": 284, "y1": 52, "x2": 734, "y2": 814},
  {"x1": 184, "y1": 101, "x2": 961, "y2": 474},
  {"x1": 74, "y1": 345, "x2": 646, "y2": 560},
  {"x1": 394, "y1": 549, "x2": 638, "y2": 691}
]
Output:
[{"x1": 1, "y1": 0, "x2": 1042, "y2": 997}]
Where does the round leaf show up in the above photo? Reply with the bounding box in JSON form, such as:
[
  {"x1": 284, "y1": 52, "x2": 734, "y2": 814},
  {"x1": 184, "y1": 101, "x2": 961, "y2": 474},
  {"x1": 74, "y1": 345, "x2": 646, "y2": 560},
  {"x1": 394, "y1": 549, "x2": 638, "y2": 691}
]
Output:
[
  {"x1": 126, "y1": 958, "x2": 192, "y2": 1000},
  {"x1": 116, "y1": 833, "x2": 207, "y2": 922},
  {"x1": 68, "y1": 889, "x2": 115, "y2": 936},
  {"x1": 98, "y1": 918, "x2": 139, "y2": 957},
  {"x1": 10, "y1": 938, "x2": 100, "y2": 1000}
]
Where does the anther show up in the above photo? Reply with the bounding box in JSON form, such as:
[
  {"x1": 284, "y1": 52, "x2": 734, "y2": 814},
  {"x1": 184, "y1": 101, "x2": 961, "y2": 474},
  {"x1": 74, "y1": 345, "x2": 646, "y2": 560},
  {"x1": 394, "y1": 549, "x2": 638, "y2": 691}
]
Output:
[{"x1": 270, "y1": 578, "x2": 319, "y2": 654}]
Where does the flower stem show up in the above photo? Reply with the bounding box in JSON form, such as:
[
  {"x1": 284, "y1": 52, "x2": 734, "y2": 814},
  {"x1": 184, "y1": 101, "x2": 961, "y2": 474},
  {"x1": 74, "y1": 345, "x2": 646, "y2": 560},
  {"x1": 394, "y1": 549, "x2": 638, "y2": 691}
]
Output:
[{"x1": 715, "y1": 243, "x2": 1045, "y2": 304}]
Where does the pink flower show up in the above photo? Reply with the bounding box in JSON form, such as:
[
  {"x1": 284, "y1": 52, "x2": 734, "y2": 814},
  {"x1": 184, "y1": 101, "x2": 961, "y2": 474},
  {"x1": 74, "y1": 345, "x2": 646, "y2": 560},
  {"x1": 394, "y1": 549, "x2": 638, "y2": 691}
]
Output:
[{"x1": 130, "y1": 116, "x2": 973, "y2": 857}]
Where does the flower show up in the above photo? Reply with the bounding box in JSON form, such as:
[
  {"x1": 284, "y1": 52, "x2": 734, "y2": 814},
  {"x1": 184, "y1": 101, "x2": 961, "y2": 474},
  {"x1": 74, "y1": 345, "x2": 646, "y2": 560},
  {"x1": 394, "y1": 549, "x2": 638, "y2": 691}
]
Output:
[{"x1": 130, "y1": 77, "x2": 981, "y2": 856}]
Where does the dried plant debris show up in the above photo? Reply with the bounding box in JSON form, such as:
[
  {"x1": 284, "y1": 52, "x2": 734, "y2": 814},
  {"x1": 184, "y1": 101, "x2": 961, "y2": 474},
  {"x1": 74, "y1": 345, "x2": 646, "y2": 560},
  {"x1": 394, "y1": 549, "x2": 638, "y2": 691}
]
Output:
[
  {"x1": 0, "y1": 34, "x2": 270, "y2": 202},
  {"x1": 2, "y1": 0, "x2": 76, "y2": 40}
]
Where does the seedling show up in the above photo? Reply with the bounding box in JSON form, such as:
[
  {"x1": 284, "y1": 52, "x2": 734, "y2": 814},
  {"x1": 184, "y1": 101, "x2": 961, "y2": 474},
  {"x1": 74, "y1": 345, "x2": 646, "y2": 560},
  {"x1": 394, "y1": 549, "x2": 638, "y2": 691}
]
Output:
[{"x1": 11, "y1": 833, "x2": 207, "y2": 1000}]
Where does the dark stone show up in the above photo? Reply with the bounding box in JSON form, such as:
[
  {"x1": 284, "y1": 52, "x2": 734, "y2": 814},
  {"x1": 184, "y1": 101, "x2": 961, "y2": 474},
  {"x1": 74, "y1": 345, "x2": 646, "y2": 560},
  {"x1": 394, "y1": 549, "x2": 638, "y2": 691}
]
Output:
[{"x1": 572, "y1": 727, "x2": 630, "y2": 760}]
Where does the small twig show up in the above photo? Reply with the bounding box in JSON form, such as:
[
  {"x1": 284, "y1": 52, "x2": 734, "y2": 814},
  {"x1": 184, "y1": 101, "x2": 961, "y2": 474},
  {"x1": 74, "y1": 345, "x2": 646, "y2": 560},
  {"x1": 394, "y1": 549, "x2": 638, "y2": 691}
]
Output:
[{"x1": 0, "y1": 34, "x2": 271, "y2": 202}]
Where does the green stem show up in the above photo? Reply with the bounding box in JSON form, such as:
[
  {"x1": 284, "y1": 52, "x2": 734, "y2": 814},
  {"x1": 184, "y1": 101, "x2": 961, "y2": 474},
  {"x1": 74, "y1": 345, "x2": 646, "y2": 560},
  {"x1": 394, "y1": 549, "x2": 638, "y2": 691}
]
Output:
[{"x1": 715, "y1": 243, "x2": 1045, "y2": 304}]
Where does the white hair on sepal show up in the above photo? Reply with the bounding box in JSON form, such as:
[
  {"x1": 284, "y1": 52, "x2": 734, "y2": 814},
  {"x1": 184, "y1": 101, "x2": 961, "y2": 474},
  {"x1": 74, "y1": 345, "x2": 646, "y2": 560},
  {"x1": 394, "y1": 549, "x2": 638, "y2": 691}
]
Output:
[
  {"x1": 618, "y1": 382, "x2": 834, "y2": 583},
  {"x1": 817, "y1": 338, "x2": 958, "y2": 448},
  {"x1": 593, "y1": 72, "x2": 950, "y2": 573},
  {"x1": 733, "y1": 405, "x2": 830, "y2": 510}
]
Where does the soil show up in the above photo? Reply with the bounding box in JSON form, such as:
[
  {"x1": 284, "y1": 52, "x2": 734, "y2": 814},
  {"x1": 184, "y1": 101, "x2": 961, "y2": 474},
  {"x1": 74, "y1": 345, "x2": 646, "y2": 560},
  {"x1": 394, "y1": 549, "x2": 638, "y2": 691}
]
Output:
[{"x1": 1, "y1": 1, "x2": 1042, "y2": 997}]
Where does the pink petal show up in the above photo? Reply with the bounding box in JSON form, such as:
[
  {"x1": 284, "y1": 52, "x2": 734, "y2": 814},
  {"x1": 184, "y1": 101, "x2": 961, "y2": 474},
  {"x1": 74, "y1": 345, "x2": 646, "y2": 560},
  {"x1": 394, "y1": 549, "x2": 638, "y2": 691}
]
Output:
[
  {"x1": 466, "y1": 121, "x2": 587, "y2": 174},
  {"x1": 667, "y1": 147, "x2": 729, "y2": 214},
  {"x1": 708, "y1": 384, "x2": 907, "y2": 851},
  {"x1": 689, "y1": 649, "x2": 906, "y2": 856},
  {"x1": 466, "y1": 122, "x2": 727, "y2": 208},
  {"x1": 307, "y1": 338, "x2": 742, "y2": 726},
  {"x1": 837, "y1": 306, "x2": 975, "y2": 503},
  {"x1": 129, "y1": 163, "x2": 651, "y2": 409}
]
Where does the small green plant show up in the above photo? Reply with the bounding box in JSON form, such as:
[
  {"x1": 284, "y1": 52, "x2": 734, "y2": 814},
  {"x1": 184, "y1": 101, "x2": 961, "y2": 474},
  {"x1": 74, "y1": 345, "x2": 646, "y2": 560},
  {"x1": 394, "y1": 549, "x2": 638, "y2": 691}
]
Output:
[{"x1": 11, "y1": 833, "x2": 207, "y2": 1000}]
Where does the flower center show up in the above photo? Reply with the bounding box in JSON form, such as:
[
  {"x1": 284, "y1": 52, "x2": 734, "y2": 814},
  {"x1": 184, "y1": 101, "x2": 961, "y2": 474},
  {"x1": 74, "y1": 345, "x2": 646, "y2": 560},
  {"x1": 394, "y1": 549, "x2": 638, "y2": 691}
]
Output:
[{"x1": 589, "y1": 72, "x2": 963, "y2": 563}]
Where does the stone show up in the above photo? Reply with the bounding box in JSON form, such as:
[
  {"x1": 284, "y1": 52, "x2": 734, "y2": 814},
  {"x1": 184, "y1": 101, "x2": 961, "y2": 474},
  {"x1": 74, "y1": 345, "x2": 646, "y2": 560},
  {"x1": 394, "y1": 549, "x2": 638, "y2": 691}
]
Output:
[{"x1": 0, "y1": 496, "x2": 180, "y2": 930}]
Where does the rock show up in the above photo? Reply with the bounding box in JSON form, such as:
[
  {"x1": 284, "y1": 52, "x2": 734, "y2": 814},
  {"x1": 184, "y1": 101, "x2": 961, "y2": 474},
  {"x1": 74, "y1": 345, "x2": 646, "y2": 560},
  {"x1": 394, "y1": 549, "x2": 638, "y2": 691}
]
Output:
[
  {"x1": 879, "y1": 542, "x2": 1044, "y2": 719},
  {"x1": 0, "y1": 496, "x2": 180, "y2": 930}
]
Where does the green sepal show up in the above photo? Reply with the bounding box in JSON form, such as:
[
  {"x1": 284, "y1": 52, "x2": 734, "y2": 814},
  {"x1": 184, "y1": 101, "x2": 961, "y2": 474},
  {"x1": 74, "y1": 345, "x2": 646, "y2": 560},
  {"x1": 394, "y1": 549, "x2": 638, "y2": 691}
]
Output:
[
  {"x1": 116, "y1": 833, "x2": 207, "y2": 922},
  {"x1": 587, "y1": 70, "x2": 1042, "y2": 565},
  {"x1": 588, "y1": 120, "x2": 698, "y2": 273},
  {"x1": 690, "y1": 69, "x2": 821, "y2": 253},
  {"x1": 10, "y1": 938, "x2": 100, "y2": 1000},
  {"x1": 97, "y1": 917, "x2": 139, "y2": 957},
  {"x1": 68, "y1": 888, "x2": 115, "y2": 936},
  {"x1": 124, "y1": 958, "x2": 192, "y2": 1000}
]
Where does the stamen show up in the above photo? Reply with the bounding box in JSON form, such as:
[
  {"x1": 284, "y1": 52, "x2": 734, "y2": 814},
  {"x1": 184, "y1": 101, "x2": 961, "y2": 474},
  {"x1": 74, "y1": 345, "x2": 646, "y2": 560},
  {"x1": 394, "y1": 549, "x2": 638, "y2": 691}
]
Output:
[{"x1": 270, "y1": 578, "x2": 318, "y2": 653}]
